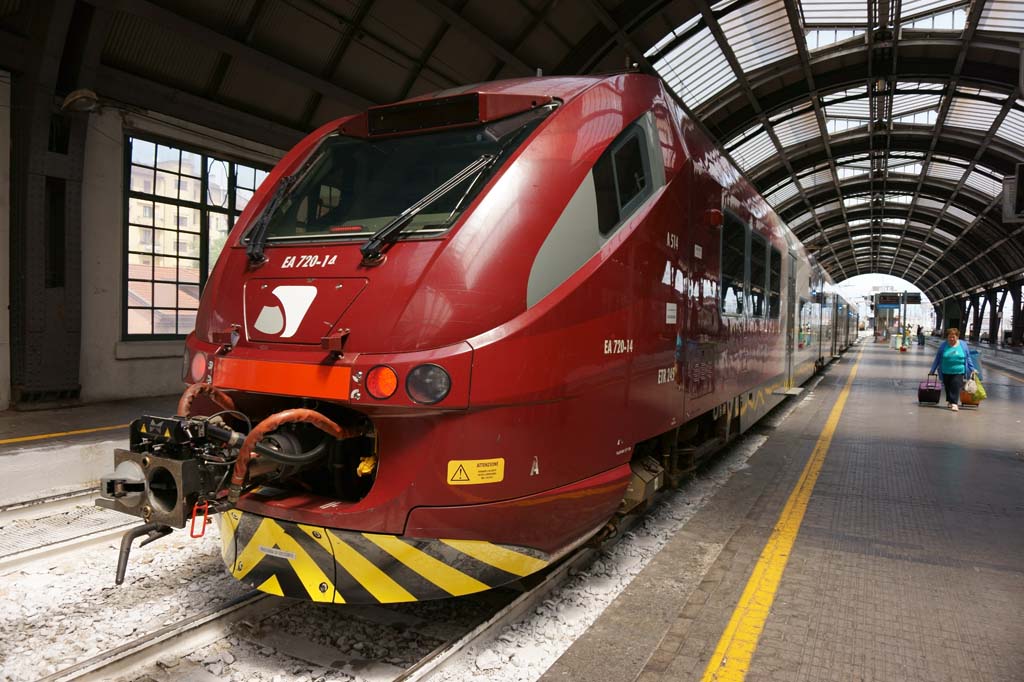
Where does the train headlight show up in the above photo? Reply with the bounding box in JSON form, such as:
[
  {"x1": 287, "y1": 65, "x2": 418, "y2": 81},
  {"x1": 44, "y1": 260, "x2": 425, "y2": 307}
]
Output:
[
  {"x1": 189, "y1": 351, "x2": 208, "y2": 384},
  {"x1": 406, "y1": 364, "x2": 451, "y2": 404},
  {"x1": 366, "y1": 365, "x2": 398, "y2": 400}
]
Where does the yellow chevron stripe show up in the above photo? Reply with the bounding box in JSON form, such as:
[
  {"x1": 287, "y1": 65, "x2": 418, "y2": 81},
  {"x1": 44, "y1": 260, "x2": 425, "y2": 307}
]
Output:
[
  {"x1": 233, "y1": 518, "x2": 337, "y2": 602},
  {"x1": 257, "y1": 574, "x2": 284, "y2": 596},
  {"x1": 440, "y1": 539, "x2": 548, "y2": 577},
  {"x1": 362, "y1": 533, "x2": 490, "y2": 596},
  {"x1": 298, "y1": 526, "x2": 417, "y2": 603}
]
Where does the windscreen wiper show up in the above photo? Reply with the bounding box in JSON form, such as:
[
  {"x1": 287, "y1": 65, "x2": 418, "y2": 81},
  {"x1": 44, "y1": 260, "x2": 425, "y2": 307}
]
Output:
[
  {"x1": 245, "y1": 173, "x2": 298, "y2": 264},
  {"x1": 360, "y1": 153, "x2": 496, "y2": 264}
]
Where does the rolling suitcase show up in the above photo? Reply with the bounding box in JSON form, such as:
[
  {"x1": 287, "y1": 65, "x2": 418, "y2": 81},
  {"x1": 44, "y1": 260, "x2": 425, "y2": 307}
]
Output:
[{"x1": 918, "y1": 374, "x2": 941, "y2": 404}]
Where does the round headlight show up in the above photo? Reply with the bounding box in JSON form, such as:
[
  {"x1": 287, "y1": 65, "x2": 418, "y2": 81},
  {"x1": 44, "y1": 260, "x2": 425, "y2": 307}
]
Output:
[
  {"x1": 406, "y1": 364, "x2": 451, "y2": 404},
  {"x1": 189, "y1": 351, "x2": 208, "y2": 383},
  {"x1": 366, "y1": 365, "x2": 398, "y2": 400}
]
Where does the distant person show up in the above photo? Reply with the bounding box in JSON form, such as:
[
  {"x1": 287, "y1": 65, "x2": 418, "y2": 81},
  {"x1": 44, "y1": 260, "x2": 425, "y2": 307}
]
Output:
[
  {"x1": 928, "y1": 327, "x2": 977, "y2": 411},
  {"x1": 917, "y1": 325, "x2": 925, "y2": 346}
]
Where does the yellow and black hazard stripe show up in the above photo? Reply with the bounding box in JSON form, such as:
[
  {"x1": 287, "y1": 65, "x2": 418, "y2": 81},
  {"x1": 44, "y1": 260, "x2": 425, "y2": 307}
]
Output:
[{"x1": 218, "y1": 511, "x2": 551, "y2": 603}]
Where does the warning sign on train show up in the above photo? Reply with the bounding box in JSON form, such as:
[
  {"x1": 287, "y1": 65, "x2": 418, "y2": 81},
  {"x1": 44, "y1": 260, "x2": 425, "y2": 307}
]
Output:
[{"x1": 447, "y1": 458, "x2": 505, "y2": 485}]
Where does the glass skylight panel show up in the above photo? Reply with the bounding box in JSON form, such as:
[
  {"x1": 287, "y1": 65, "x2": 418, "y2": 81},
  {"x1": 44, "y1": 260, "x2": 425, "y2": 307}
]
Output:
[
  {"x1": 889, "y1": 162, "x2": 923, "y2": 176},
  {"x1": 773, "y1": 110, "x2": 820, "y2": 147},
  {"x1": 644, "y1": 15, "x2": 702, "y2": 58},
  {"x1": 946, "y1": 205, "x2": 975, "y2": 224},
  {"x1": 822, "y1": 86, "x2": 867, "y2": 103},
  {"x1": 978, "y1": 0, "x2": 1024, "y2": 33},
  {"x1": 886, "y1": 193, "x2": 913, "y2": 204},
  {"x1": 826, "y1": 117, "x2": 868, "y2": 135},
  {"x1": 655, "y1": 28, "x2": 734, "y2": 108},
  {"x1": 844, "y1": 195, "x2": 870, "y2": 208},
  {"x1": 898, "y1": 81, "x2": 945, "y2": 91},
  {"x1": 926, "y1": 161, "x2": 968, "y2": 183},
  {"x1": 790, "y1": 212, "x2": 815, "y2": 229},
  {"x1": 837, "y1": 165, "x2": 869, "y2": 181},
  {"x1": 903, "y1": 6, "x2": 967, "y2": 30},
  {"x1": 824, "y1": 97, "x2": 870, "y2": 119},
  {"x1": 894, "y1": 109, "x2": 938, "y2": 125},
  {"x1": 801, "y1": 0, "x2": 868, "y2": 25},
  {"x1": 765, "y1": 181, "x2": 801, "y2": 207},
  {"x1": 891, "y1": 93, "x2": 941, "y2": 117},
  {"x1": 801, "y1": 169, "x2": 835, "y2": 189},
  {"x1": 806, "y1": 29, "x2": 865, "y2": 50},
  {"x1": 964, "y1": 171, "x2": 1001, "y2": 197},
  {"x1": 720, "y1": 0, "x2": 797, "y2": 73},
  {"x1": 729, "y1": 128, "x2": 777, "y2": 170},
  {"x1": 818, "y1": 200, "x2": 840, "y2": 214},
  {"x1": 917, "y1": 197, "x2": 945, "y2": 211},
  {"x1": 955, "y1": 86, "x2": 1008, "y2": 101},
  {"x1": 945, "y1": 97, "x2": 1002, "y2": 131},
  {"x1": 995, "y1": 105, "x2": 1024, "y2": 148}
]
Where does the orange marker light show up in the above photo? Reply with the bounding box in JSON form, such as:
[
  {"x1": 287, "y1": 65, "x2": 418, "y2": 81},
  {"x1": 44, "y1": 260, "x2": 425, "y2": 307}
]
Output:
[
  {"x1": 366, "y1": 365, "x2": 398, "y2": 400},
  {"x1": 189, "y1": 351, "x2": 208, "y2": 383}
]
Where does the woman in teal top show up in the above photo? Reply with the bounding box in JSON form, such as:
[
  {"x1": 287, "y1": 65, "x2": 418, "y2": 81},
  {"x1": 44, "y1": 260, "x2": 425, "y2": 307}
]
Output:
[{"x1": 928, "y1": 327, "x2": 978, "y2": 411}]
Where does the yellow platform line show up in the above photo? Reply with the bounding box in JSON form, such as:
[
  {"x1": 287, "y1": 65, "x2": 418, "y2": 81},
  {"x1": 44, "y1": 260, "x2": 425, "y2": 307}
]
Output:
[
  {"x1": 0, "y1": 424, "x2": 128, "y2": 446},
  {"x1": 701, "y1": 346, "x2": 864, "y2": 682}
]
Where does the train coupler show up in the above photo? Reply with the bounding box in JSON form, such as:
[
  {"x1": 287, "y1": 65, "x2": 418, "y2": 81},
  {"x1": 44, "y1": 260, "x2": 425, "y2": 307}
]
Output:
[{"x1": 114, "y1": 522, "x2": 173, "y2": 585}]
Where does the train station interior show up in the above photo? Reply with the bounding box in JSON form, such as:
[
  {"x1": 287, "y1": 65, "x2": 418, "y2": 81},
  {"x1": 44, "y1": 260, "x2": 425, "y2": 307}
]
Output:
[{"x1": 1, "y1": 1, "x2": 1022, "y2": 681}]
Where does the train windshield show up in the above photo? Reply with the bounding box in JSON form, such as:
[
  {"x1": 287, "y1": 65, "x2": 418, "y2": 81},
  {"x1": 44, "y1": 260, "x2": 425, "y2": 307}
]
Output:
[{"x1": 260, "y1": 109, "x2": 549, "y2": 244}]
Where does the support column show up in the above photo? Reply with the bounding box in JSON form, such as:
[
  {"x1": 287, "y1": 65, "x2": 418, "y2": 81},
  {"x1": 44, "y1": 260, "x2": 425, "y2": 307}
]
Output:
[
  {"x1": 1011, "y1": 283, "x2": 1023, "y2": 346},
  {"x1": 992, "y1": 290, "x2": 1007, "y2": 345},
  {"x1": 967, "y1": 294, "x2": 982, "y2": 342},
  {"x1": 933, "y1": 303, "x2": 944, "y2": 336}
]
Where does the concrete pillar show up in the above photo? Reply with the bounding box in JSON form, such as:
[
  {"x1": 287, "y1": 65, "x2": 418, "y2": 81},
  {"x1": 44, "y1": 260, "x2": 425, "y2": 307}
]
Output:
[
  {"x1": 933, "y1": 303, "x2": 943, "y2": 335},
  {"x1": 967, "y1": 294, "x2": 982, "y2": 342},
  {"x1": 991, "y1": 290, "x2": 1006, "y2": 345},
  {"x1": 0, "y1": 71, "x2": 9, "y2": 411}
]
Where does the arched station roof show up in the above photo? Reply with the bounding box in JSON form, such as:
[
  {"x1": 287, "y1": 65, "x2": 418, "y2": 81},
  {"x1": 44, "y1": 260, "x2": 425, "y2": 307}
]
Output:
[{"x1": 2, "y1": 0, "x2": 1020, "y2": 302}]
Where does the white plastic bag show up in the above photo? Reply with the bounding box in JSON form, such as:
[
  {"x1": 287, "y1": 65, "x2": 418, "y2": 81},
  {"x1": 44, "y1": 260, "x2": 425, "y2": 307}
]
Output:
[{"x1": 964, "y1": 376, "x2": 977, "y2": 394}]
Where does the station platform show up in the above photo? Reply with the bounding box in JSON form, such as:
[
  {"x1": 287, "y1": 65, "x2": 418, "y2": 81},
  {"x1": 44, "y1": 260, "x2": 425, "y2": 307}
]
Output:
[
  {"x1": 541, "y1": 339, "x2": 1024, "y2": 682},
  {"x1": 0, "y1": 395, "x2": 177, "y2": 506}
]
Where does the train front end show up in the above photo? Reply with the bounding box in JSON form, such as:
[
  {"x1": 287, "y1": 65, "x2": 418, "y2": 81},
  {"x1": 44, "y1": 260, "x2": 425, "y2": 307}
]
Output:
[{"x1": 98, "y1": 75, "x2": 669, "y2": 603}]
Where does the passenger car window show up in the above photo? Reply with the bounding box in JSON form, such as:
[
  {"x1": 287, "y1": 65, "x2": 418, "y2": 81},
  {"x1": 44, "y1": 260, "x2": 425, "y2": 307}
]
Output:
[
  {"x1": 750, "y1": 232, "x2": 767, "y2": 317},
  {"x1": 769, "y1": 248, "x2": 782, "y2": 318},
  {"x1": 720, "y1": 212, "x2": 746, "y2": 316}
]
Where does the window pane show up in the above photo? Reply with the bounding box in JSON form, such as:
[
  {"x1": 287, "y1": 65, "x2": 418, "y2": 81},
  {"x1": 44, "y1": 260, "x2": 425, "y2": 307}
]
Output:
[
  {"x1": 721, "y1": 214, "x2": 746, "y2": 315},
  {"x1": 179, "y1": 207, "x2": 201, "y2": 233},
  {"x1": 594, "y1": 154, "x2": 619, "y2": 235},
  {"x1": 177, "y1": 311, "x2": 197, "y2": 335},
  {"x1": 154, "y1": 282, "x2": 177, "y2": 307},
  {"x1": 128, "y1": 253, "x2": 152, "y2": 281},
  {"x1": 131, "y1": 165, "x2": 154, "y2": 193},
  {"x1": 154, "y1": 309, "x2": 177, "y2": 334},
  {"x1": 156, "y1": 171, "x2": 178, "y2": 199},
  {"x1": 177, "y1": 232, "x2": 201, "y2": 258},
  {"x1": 154, "y1": 229, "x2": 178, "y2": 255},
  {"x1": 156, "y1": 145, "x2": 179, "y2": 174},
  {"x1": 178, "y1": 284, "x2": 200, "y2": 309},
  {"x1": 235, "y1": 187, "x2": 253, "y2": 212},
  {"x1": 153, "y1": 202, "x2": 177, "y2": 229},
  {"x1": 236, "y1": 164, "x2": 256, "y2": 189},
  {"x1": 154, "y1": 255, "x2": 178, "y2": 280},
  {"x1": 750, "y1": 233, "x2": 766, "y2": 317},
  {"x1": 209, "y1": 211, "x2": 231, "y2": 273},
  {"x1": 129, "y1": 198, "x2": 153, "y2": 226},
  {"x1": 614, "y1": 136, "x2": 647, "y2": 209},
  {"x1": 207, "y1": 158, "x2": 230, "y2": 208},
  {"x1": 127, "y1": 280, "x2": 152, "y2": 306},
  {"x1": 129, "y1": 226, "x2": 153, "y2": 253},
  {"x1": 179, "y1": 177, "x2": 200, "y2": 203},
  {"x1": 131, "y1": 139, "x2": 156, "y2": 166},
  {"x1": 181, "y1": 150, "x2": 202, "y2": 178},
  {"x1": 255, "y1": 169, "x2": 269, "y2": 187},
  {"x1": 179, "y1": 259, "x2": 201, "y2": 283},
  {"x1": 127, "y1": 308, "x2": 152, "y2": 335}
]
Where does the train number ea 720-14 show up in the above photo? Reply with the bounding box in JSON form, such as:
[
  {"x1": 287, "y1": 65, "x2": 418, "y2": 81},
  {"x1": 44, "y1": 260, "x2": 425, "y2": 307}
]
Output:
[
  {"x1": 604, "y1": 338, "x2": 634, "y2": 354},
  {"x1": 281, "y1": 254, "x2": 339, "y2": 269}
]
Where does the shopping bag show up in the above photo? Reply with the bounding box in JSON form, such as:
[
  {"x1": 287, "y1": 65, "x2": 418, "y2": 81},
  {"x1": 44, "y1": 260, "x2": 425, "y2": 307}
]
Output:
[
  {"x1": 964, "y1": 375, "x2": 977, "y2": 394},
  {"x1": 971, "y1": 372, "x2": 986, "y2": 401}
]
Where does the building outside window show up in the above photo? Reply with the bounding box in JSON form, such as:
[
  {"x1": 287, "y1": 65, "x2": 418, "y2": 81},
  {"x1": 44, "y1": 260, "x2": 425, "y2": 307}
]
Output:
[{"x1": 125, "y1": 136, "x2": 268, "y2": 339}]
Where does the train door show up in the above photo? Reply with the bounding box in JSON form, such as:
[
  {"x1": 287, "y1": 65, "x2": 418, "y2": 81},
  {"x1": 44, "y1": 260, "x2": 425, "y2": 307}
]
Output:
[{"x1": 785, "y1": 253, "x2": 797, "y2": 387}]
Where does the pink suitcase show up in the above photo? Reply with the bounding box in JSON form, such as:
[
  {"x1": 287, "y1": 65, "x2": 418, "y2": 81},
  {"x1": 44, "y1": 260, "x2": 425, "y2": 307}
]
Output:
[{"x1": 918, "y1": 374, "x2": 941, "y2": 404}]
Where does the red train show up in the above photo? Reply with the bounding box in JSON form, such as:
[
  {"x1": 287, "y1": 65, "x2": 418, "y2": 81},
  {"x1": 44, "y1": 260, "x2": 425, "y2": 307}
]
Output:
[{"x1": 99, "y1": 74, "x2": 857, "y2": 603}]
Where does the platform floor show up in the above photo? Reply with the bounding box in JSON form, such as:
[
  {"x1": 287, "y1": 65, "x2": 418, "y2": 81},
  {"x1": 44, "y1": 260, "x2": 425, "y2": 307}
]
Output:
[{"x1": 542, "y1": 339, "x2": 1024, "y2": 682}]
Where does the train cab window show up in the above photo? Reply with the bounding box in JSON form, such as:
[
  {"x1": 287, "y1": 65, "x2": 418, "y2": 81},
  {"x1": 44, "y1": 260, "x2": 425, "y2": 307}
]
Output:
[
  {"x1": 720, "y1": 212, "x2": 746, "y2": 315},
  {"x1": 769, "y1": 248, "x2": 782, "y2": 318},
  {"x1": 594, "y1": 124, "x2": 653, "y2": 236},
  {"x1": 749, "y1": 232, "x2": 767, "y2": 317}
]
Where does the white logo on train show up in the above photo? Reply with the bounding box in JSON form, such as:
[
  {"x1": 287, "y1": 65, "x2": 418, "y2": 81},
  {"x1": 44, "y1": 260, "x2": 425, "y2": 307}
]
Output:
[{"x1": 253, "y1": 285, "x2": 318, "y2": 338}]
